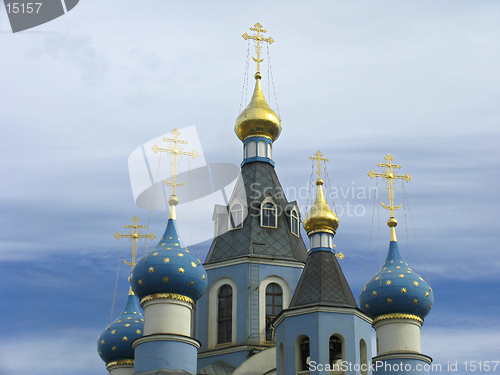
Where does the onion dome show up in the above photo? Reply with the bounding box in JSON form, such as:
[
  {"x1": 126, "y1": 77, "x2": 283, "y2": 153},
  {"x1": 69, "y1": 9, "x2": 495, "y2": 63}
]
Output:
[
  {"x1": 130, "y1": 218, "x2": 207, "y2": 302},
  {"x1": 303, "y1": 178, "x2": 339, "y2": 235},
  {"x1": 234, "y1": 73, "x2": 282, "y2": 142},
  {"x1": 97, "y1": 292, "x2": 144, "y2": 366},
  {"x1": 359, "y1": 239, "x2": 434, "y2": 320}
]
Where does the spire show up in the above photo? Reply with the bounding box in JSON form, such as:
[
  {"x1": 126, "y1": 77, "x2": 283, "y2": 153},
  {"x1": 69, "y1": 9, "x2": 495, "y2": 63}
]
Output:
[
  {"x1": 98, "y1": 217, "x2": 148, "y2": 371},
  {"x1": 303, "y1": 151, "x2": 339, "y2": 235},
  {"x1": 367, "y1": 153, "x2": 412, "y2": 241},
  {"x1": 151, "y1": 128, "x2": 199, "y2": 220},
  {"x1": 235, "y1": 23, "x2": 281, "y2": 142}
]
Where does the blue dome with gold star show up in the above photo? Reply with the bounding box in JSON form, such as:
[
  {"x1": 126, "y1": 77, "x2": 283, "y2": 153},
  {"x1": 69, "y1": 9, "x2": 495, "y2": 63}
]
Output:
[
  {"x1": 97, "y1": 293, "x2": 144, "y2": 365},
  {"x1": 130, "y1": 218, "x2": 207, "y2": 302},
  {"x1": 359, "y1": 240, "x2": 434, "y2": 319}
]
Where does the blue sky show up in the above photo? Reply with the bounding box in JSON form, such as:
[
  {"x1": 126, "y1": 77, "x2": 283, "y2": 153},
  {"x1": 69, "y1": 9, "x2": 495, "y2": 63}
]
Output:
[{"x1": 1, "y1": 1, "x2": 499, "y2": 374}]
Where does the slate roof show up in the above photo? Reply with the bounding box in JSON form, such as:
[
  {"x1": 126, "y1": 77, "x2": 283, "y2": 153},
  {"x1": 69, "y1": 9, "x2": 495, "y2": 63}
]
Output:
[
  {"x1": 288, "y1": 250, "x2": 358, "y2": 309},
  {"x1": 205, "y1": 161, "x2": 308, "y2": 264},
  {"x1": 197, "y1": 361, "x2": 235, "y2": 375}
]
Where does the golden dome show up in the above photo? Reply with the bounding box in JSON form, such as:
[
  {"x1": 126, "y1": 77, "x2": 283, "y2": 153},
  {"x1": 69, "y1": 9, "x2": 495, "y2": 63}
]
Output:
[
  {"x1": 303, "y1": 178, "x2": 339, "y2": 235},
  {"x1": 234, "y1": 73, "x2": 282, "y2": 142}
]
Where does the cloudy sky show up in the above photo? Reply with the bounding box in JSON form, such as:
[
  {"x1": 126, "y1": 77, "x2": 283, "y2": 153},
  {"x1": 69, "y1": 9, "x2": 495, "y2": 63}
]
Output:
[{"x1": 1, "y1": 1, "x2": 499, "y2": 374}]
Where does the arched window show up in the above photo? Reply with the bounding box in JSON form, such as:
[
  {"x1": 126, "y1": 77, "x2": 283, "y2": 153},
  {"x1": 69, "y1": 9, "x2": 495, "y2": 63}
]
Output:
[
  {"x1": 230, "y1": 204, "x2": 243, "y2": 229},
  {"x1": 299, "y1": 336, "x2": 310, "y2": 371},
  {"x1": 360, "y1": 339, "x2": 368, "y2": 375},
  {"x1": 265, "y1": 283, "x2": 283, "y2": 341},
  {"x1": 279, "y1": 343, "x2": 284, "y2": 375},
  {"x1": 321, "y1": 233, "x2": 330, "y2": 248},
  {"x1": 291, "y1": 209, "x2": 299, "y2": 237},
  {"x1": 247, "y1": 141, "x2": 256, "y2": 158},
  {"x1": 258, "y1": 140, "x2": 266, "y2": 157},
  {"x1": 217, "y1": 285, "x2": 232, "y2": 344},
  {"x1": 262, "y1": 202, "x2": 276, "y2": 228},
  {"x1": 329, "y1": 335, "x2": 343, "y2": 369},
  {"x1": 267, "y1": 143, "x2": 272, "y2": 159}
]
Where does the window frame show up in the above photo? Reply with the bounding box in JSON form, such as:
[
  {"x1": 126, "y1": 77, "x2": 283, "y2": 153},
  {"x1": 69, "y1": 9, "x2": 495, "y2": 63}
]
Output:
[
  {"x1": 230, "y1": 204, "x2": 243, "y2": 229},
  {"x1": 290, "y1": 208, "x2": 299, "y2": 237},
  {"x1": 208, "y1": 277, "x2": 237, "y2": 349},
  {"x1": 299, "y1": 336, "x2": 310, "y2": 372},
  {"x1": 265, "y1": 282, "x2": 283, "y2": 341},
  {"x1": 217, "y1": 284, "x2": 233, "y2": 345},
  {"x1": 259, "y1": 276, "x2": 290, "y2": 343},
  {"x1": 261, "y1": 201, "x2": 277, "y2": 228},
  {"x1": 329, "y1": 334, "x2": 344, "y2": 369}
]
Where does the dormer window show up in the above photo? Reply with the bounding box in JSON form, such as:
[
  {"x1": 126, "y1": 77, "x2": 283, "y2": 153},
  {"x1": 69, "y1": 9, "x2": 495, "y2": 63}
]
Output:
[
  {"x1": 230, "y1": 204, "x2": 243, "y2": 229},
  {"x1": 291, "y1": 209, "x2": 299, "y2": 237},
  {"x1": 261, "y1": 202, "x2": 277, "y2": 228}
]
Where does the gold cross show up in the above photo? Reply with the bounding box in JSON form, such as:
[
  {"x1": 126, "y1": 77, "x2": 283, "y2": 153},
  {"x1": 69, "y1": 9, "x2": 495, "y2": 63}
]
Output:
[
  {"x1": 114, "y1": 216, "x2": 155, "y2": 268},
  {"x1": 367, "y1": 154, "x2": 412, "y2": 218},
  {"x1": 242, "y1": 23, "x2": 275, "y2": 74},
  {"x1": 309, "y1": 150, "x2": 329, "y2": 179},
  {"x1": 332, "y1": 244, "x2": 344, "y2": 260},
  {"x1": 151, "y1": 128, "x2": 198, "y2": 197}
]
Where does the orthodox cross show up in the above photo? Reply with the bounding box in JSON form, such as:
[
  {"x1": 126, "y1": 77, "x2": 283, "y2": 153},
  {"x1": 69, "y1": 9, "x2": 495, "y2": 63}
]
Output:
[
  {"x1": 332, "y1": 244, "x2": 345, "y2": 260},
  {"x1": 151, "y1": 128, "x2": 198, "y2": 198},
  {"x1": 309, "y1": 150, "x2": 329, "y2": 179},
  {"x1": 114, "y1": 216, "x2": 155, "y2": 267},
  {"x1": 242, "y1": 22, "x2": 275, "y2": 74},
  {"x1": 367, "y1": 154, "x2": 412, "y2": 219}
]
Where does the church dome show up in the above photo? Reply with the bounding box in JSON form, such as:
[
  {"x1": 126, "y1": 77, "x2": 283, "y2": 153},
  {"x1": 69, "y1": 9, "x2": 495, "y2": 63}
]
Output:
[
  {"x1": 235, "y1": 73, "x2": 281, "y2": 142},
  {"x1": 97, "y1": 293, "x2": 144, "y2": 366},
  {"x1": 130, "y1": 219, "x2": 207, "y2": 302},
  {"x1": 359, "y1": 241, "x2": 434, "y2": 319},
  {"x1": 303, "y1": 178, "x2": 339, "y2": 235}
]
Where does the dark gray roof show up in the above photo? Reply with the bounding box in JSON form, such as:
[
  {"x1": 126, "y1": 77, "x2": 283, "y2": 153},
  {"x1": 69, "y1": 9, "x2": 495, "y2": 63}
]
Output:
[
  {"x1": 288, "y1": 250, "x2": 358, "y2": 309},
  {"x1": 197, "y1": 361, "x2": 235, "y2": 375},
  {"x1": 205, "y1": 162, "x2": 308, "y2": 264}
]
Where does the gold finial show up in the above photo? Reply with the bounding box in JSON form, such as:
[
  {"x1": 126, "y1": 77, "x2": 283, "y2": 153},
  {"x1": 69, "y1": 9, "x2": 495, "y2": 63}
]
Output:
[
  {"x1": 151, "y1": 129, "x2": 198, "y2": 219},
  {"x1": 114, "y1": 216, "x2": 156, "y2": 268},
  {"x1": 303, "y1": 151, "x2": 339, "y2": 235},
  {"x1": 242, "y1": 23, "x2": 275, "y2": 75},
  {"x1": 309, "y1": 150, "x2": 329, "y2": 180},
  {"x1": 330, "y1": 244, "x2": 344, "y2": 260},
  {"x1": 367, "y1": 154, "x2": 412, "y2": 241}
]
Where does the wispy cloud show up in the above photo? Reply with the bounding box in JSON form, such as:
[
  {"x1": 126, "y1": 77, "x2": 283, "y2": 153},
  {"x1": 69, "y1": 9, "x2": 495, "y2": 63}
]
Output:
[{"x1": 29, "y1": 32, "x2": 109, "y2": 84}]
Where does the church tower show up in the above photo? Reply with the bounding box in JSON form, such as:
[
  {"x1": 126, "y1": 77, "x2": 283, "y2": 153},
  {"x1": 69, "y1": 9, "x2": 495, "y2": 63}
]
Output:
[
  {"x1": 359, "y1": 154, "x2": 434, "y2": 374},
  {"x1": 130, "y1": 130, "x2": 208, "y2": 375},
  {"x1": 196, "y1": 23, "x2": 309, "y2": 372},
  {"x1": 274, "y1": 153, "x2": 373, "y2": 375},
  {"x1": 97, "y1": 216, "x2": 153, "y2": 375},
  {"x1": 97, "y1": 288, "x2": 145, "y2": 375}
]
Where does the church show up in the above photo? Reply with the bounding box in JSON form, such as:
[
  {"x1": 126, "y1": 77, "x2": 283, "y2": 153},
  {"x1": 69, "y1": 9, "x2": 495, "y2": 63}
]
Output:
[{"x1": 97, "y1": 23, "x2": 434, "y2": 375}]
